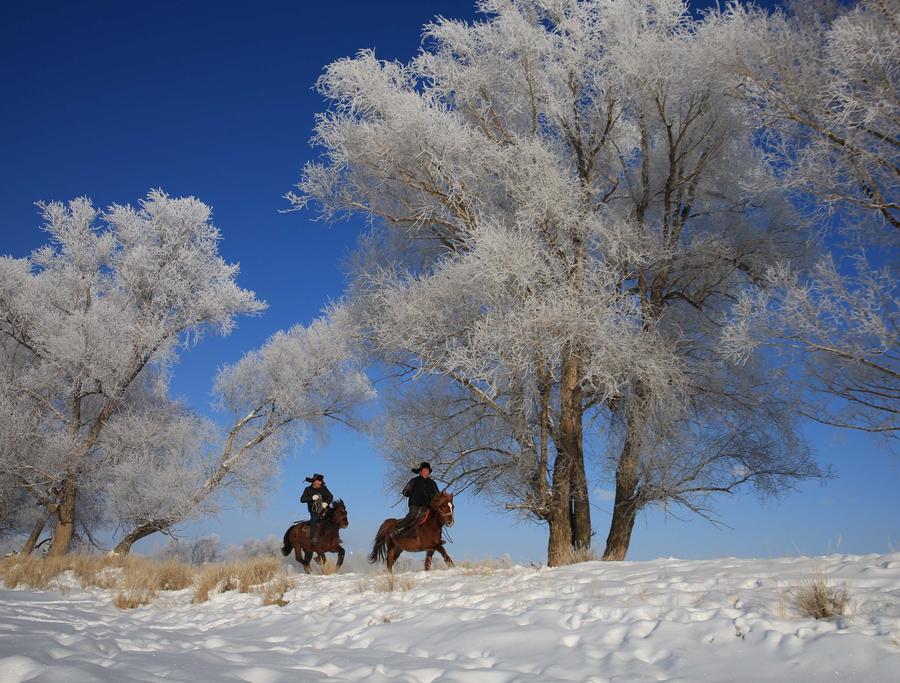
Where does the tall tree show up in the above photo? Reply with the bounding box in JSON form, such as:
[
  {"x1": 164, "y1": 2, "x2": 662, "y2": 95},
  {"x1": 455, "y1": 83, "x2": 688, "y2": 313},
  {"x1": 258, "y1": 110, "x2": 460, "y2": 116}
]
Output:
[{"x1": 292, "y1": 0, "x2": 822, "y2": 563}]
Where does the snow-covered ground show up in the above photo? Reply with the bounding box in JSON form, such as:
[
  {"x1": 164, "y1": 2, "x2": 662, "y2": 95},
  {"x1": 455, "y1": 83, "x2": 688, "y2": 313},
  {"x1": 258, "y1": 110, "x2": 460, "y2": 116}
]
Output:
[{"x1": 0, "y1": 553, "x2": 897, "y2": 682}]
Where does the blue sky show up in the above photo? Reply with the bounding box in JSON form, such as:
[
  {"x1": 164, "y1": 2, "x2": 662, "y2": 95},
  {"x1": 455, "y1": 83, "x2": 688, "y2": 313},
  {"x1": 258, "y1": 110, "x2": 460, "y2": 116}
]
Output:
[{"x1": 2, "y1": 1, "x2": 896, "y2": 563}]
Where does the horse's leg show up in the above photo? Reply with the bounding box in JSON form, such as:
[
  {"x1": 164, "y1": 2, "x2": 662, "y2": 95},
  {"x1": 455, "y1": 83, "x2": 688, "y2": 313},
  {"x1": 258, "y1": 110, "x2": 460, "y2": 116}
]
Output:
[
  {"x1": 292, "y1": 525, "x2": 307, "y2": 563},
  {"x1": 336, "y1": 545, "x2": 345, "y2": 569},
  {"x1": 436, "y1": 544, "x2": 454, "y2": 568},
  {"x1": 300, "y1": 549, "x2": 313, "y2": 575},
  {"x1": 424, "y1": 549, "x2": 435, "y2": 571},
  {"x1": 386, "y1": 542, "x2": 403, "y2": 573},
  {"x1": 315, "y1": 552, "x2": 326, "y2": 566}
]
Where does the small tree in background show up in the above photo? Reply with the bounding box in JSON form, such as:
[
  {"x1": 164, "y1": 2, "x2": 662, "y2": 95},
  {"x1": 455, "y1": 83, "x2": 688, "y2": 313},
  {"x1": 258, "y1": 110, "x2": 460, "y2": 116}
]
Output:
[
  {"x1": 111, "y1": 309, "x2": 374, "y2": 553},
  {"x1": 0, "y1": 191, "x2": 265, "y2": 554}
]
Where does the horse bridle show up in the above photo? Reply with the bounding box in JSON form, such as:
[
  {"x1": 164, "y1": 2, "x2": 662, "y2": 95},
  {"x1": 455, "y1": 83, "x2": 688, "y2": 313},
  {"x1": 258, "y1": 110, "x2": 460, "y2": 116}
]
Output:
[{"x1": 434, "y1": 496, "x2": 454, "y2": 528}]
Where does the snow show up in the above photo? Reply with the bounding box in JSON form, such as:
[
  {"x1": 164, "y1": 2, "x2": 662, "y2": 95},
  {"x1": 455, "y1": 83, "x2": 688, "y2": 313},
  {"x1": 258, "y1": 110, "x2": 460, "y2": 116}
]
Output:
[{"x1": 1, "y1": 553, "x2": 898, "y2": 682}]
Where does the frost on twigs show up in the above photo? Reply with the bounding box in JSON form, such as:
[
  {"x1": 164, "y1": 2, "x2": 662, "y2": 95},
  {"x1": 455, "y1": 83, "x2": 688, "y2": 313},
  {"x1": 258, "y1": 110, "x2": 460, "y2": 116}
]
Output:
[
  {"x1": 0, "y1": 190, "x2": 264, "y2": 555},
  {"x1": 292, "y1": 0, "x2": 827, "y2": 562}
]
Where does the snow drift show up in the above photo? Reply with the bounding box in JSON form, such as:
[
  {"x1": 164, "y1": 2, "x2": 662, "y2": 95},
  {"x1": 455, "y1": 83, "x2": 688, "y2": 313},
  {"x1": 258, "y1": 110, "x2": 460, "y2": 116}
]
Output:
[{"x1": 0, "y1": 553, "x2": 897, "y2": 682}]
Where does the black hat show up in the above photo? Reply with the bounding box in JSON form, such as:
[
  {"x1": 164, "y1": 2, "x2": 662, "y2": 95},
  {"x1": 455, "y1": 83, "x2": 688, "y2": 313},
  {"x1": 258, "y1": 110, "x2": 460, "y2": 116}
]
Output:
[
  {"x1": 411, "y1": 462, "x2": 432, "y2": 474},
  {"x1": 305, "y1": 473, "x2": 325, "y2": 483}
]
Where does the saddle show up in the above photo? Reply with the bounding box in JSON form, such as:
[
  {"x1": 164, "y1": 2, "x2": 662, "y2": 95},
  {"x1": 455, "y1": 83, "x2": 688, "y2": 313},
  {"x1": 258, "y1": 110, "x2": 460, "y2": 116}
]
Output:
[{"x1": 396, "y1": 509, "x2": 429, "y2": 539}]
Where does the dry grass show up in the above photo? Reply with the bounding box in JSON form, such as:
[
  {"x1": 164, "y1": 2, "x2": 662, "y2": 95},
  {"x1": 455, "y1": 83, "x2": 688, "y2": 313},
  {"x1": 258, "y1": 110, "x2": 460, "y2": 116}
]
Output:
[
  {"x1": 317, "y1": 560, "x2": 341, "y2": 576},
  {"x1": 375, "y1": 571, "x2": 414, "y2": 592},
  {"x1": 192, "y1": 557, "x2": 281, "y2": 603},
  {"x1": 260, "y1": 574, "x2": 296, "y2": 607},
  {"x1": 192, "y1": 564, "x2": 237, "y2": 603},
  {"x1": 154, "y1": 560, "x2": 195, "y2": 591},
  {"x1": 355, "y1": 571, "x2": 415, "y2": 593},
  {"x1": 554, "y1": 545, "x2": 599, "y2": 566},
  {"x1": 792, "y1": 568, "x2": 849, "y2": 620},
  {"x1": 2, "y1": 554, "x2": 291, "y2": 609},
  {"x1": 459, "y1": 559, "x2": 506, "y2": 576},
  {"x1": 1, "y1": 555, "x2": 128, "y2": 590},
  {"x1": 114, "y1": 562, "x2": 159, "y2": 609}
]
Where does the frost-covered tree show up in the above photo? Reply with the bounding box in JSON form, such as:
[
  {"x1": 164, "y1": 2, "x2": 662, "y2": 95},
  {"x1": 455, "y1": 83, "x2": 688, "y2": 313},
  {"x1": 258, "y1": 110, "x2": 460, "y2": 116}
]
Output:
[
  {"x1": 0, "y1": 191, "x2": 265, "y2": 555},
  {"x1": 718, "y1": 1, "x2": 899, "y2": 437},
  {"x1": 292, "y1": 0, "x2": 821, "y2": 563},
  {"x1": 97, "y1": 401, "x2": 220, "y2": 553},
  {"x1": 721, "y1": 0, "x2": 898, "y2": 231},
  {"x1": 112, "y1": 309, "x2": 374, "y2": 553}
]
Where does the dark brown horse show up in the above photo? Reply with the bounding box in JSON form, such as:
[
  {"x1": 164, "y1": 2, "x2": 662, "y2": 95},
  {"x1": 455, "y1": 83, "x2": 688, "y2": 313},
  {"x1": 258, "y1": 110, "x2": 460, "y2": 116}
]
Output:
[
  {"x1": 368, "y1": 491, "x2": 455, "y2": 572},
  {"x1": 280, "y1": 499, "x2": 348, "y2": 574}
]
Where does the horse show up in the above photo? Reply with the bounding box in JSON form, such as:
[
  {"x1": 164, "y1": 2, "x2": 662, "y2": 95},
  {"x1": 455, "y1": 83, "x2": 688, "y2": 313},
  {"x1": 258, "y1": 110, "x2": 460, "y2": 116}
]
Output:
[
  {"x1": 280, "y1": 499, "x2": 348, "y2": 574},
  {"x1": 368, "y1": 491, "x2": 455, "y2": 572}
]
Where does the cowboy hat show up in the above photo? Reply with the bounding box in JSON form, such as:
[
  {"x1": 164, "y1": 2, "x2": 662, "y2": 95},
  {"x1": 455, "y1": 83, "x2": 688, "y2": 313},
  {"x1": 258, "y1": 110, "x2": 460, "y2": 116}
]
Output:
[
  {"x1": 304, "y1": 473, "x2": 325, "y2": 483},
  {"x1": 411, "y1": 461, "x2": 432, "y2": 474}
]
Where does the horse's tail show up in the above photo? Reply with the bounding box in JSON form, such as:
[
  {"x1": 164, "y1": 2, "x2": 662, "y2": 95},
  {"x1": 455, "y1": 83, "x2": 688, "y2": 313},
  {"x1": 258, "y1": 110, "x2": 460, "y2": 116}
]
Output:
[
  {"x1": 280, "y1": 525, "x2": 294, "y2": 556},
  {"x1": 368, "y1": 520, "x2": 394, "y2": 564}
]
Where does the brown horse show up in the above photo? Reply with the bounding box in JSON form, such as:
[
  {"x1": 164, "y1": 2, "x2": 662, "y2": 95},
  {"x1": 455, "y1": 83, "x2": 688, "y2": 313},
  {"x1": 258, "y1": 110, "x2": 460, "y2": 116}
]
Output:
[
  {"x1": 368, "y1": 491, "x2": 455, "y2": 572},
  {"x1": 280, "y1": 499, "x2": 348, "y2": 574}
]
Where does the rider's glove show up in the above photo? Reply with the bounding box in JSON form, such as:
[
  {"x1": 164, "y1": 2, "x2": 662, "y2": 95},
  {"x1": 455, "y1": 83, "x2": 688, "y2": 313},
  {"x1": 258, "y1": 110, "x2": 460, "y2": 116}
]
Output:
[{"x1": 312, "y1": 494, "x2": 320, "y2": 500}]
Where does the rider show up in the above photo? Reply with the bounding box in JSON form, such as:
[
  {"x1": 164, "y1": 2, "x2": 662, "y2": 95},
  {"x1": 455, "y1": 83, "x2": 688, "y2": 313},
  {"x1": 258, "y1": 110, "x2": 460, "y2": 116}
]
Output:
[
  {"x1": 300, "y1": 473, "x2": 333, "y2": 546},
  {"x1": 391, "y1": 461, "x2": 440, "y2": 539}
]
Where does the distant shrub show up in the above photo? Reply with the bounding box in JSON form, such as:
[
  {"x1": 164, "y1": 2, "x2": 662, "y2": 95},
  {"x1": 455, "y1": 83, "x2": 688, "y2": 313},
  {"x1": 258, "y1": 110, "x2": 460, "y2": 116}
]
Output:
[{"x1": 793, "y1": 569, "x2": 849, "y2": 619}]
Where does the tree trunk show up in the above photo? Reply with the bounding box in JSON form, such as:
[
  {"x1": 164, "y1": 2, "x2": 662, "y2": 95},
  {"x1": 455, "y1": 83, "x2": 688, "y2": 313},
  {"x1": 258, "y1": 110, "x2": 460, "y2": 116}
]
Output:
[
  {"x1": 547, "y1": 443, "x2": 573, "y2": 567},
  {"x1": 21, "y1": 513, "x2": 48, "y2": 555},
  {"x1": 602, "y1": 428, "x2": 641, "y2": 561},
  {"x1": 570, "y1": 440, "x2": 592, "y2": 550},
  {"x1": 557, "y1": 348, "x2": 592, "y2": 552},
  {"x1": 48, "y1": 481, "x2": 76, "y2": 557},
  {"x1": 547, "y1": 502, "x2": 573, "y2": 567},
  {"x1": 113, "y1": 520, "x2": 169, "y2": 555},
  {"x1": 602, "y1": 498, "x2": 638, "y2": 561}
]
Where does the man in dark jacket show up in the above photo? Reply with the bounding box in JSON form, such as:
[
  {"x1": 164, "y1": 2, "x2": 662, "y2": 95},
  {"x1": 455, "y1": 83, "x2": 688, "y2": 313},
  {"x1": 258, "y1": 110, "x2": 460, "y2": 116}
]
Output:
[
  {"x1": 391, "y1": 462, "x2": 440, "y2": 539},
  {"x1": 300, "y1": 473, "x2": 333, "y2": 546}
]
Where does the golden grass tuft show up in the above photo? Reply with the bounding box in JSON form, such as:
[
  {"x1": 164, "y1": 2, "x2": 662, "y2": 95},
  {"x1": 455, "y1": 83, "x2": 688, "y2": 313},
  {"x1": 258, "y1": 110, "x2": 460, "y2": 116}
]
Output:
[
  {"x1": 260, "y1": 574, "x2": 295, "y2": 607},
  {"x1": 113, "y1": 562, "x2": 160, "y2": 609},
  {"x1": 375, "y1": 571, "x2": 414, "y2": 592},
  {"x1": 236, "y1": 557, "x2": 280, "y2": 592},
  {"x1": 153, "y1": 560, "x2": 195, "y2": 591},
  {"x1": 1, "y1": 555, "x2": 63, "y2": 589},
  {"x1": 192, "y1": 557, "x2": 281, "y2": 603},
  {"x1": 193, "y1": 564, "x2": 235, "y2": 604},
  {"x1": 792, "y1": 568, "x2": 849, "y2": 620}
]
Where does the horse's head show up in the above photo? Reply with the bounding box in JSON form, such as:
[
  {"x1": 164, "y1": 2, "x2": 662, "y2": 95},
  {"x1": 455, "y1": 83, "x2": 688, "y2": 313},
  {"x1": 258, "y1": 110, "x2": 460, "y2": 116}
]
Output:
[
  {"x1": 429, "y1": 491, "x2": 455, "y2": 528},
  {"x1": 329, "y1": 499, "x2": 349, "y2": 529}
]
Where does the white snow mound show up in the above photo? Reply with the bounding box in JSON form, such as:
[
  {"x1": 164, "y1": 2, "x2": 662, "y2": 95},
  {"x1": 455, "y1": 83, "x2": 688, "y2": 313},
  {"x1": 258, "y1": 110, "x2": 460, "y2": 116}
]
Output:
[{"x1": 0, "y1": 553, "x2": 898, "y2": 682}]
